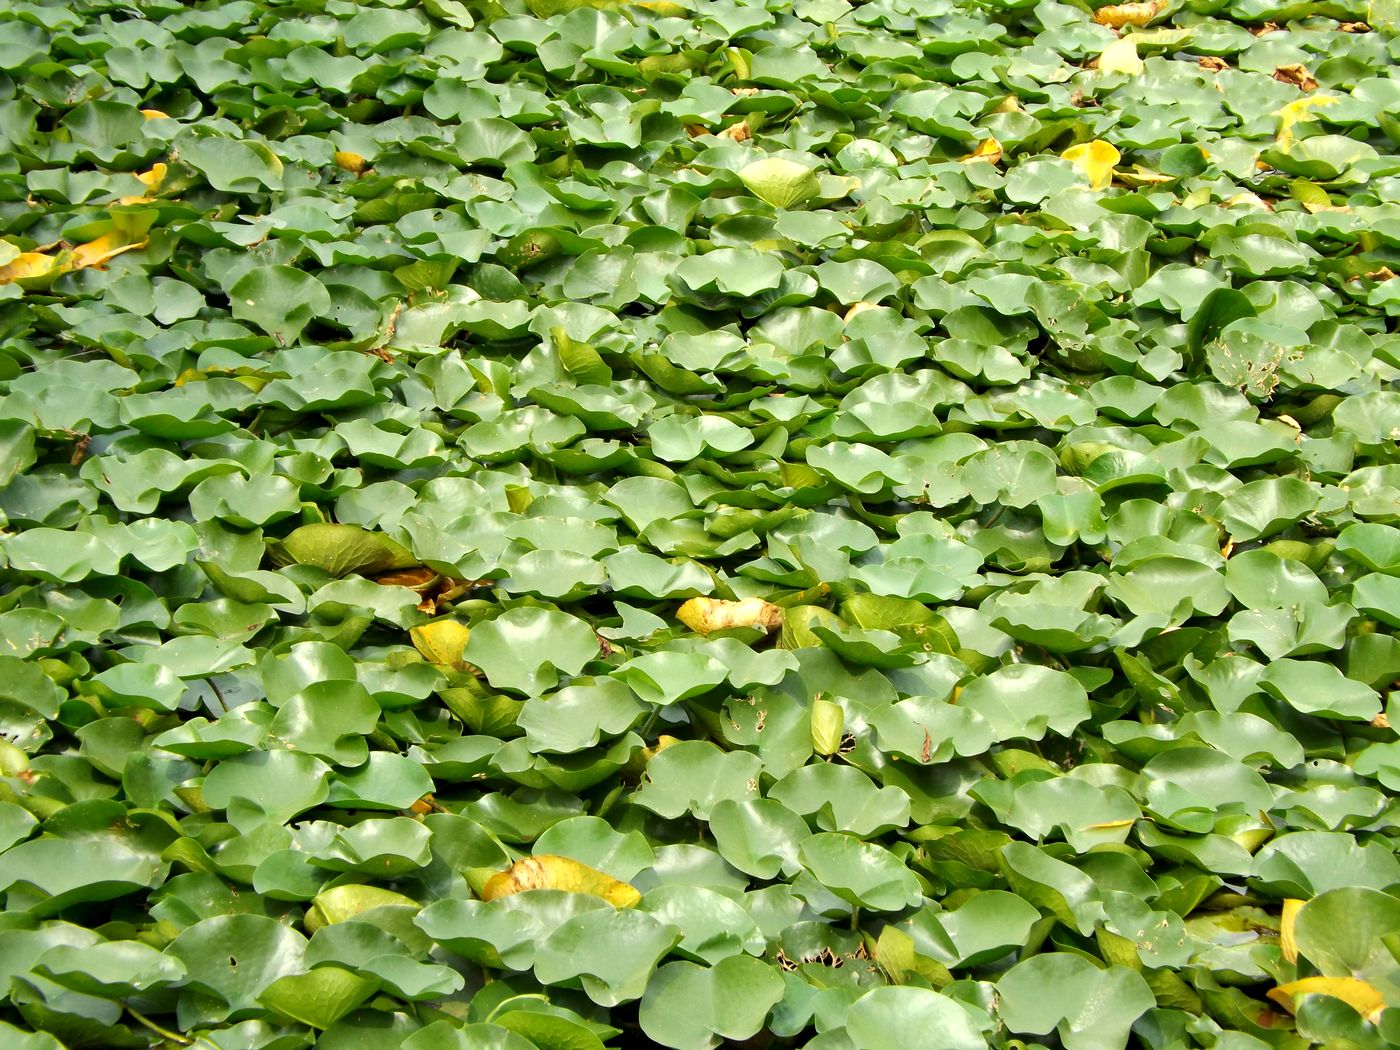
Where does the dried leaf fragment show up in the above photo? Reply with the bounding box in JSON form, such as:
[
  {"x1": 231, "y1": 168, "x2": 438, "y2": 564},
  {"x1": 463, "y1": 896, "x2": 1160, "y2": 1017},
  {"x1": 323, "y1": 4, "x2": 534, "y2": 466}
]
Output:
[
  {"x1": 1268, "y1": 977, "x2": 1385, "y2": 1023},
  {"x1": 1273, "y1": 64, "x2": 1318, "y2": 91},
  {"x1": 1198, "y1": 56, "x2": 1227, "y2": 71},
  {"x1": 1092, "y1": 0, "x2": 1166, "y2": 28},
  {"x1": 677, "y1": 597, "x2": 783, "y2": 635},
  {"x1": 718, "y1": 120, "x2": 752, "y2": 142},
  {"x1": 480, "y1": 855, "x2": 641, "y2": 907},
  {"x1": 375, "y1": 566, "x2": 441, "y2": 592}
]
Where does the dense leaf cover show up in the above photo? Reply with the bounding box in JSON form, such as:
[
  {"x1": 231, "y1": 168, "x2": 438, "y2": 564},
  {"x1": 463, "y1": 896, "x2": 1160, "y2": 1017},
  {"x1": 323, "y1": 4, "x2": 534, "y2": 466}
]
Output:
[{"x1": 0, "y1": 0, "x2": 1398, "y2": 1046}]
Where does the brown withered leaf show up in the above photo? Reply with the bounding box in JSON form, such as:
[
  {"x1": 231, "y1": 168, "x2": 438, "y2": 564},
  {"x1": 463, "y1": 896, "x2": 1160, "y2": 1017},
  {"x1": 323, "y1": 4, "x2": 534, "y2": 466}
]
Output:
[
  {"x1": 1092, "y1": 0, "x2": 1166, "y2": 29},
  {"x1": 677, "y1": 597, "x2": 783, "y2": 635},
  {"x1": 1198, "y1": 56, "x2": 1228, "y2": 71},
  {"x1": 718, "y1": 120, "x2": 752, "y2": 142},
  {"x1": 1274, "y1": 64, "x2": 1318, "y2": 91},
  {"x1": 480, "y1": 855, "x2": 641, "y2": 907},
  {"x1": 374, "y1": 566, "x2": 440, "y2": 592}
]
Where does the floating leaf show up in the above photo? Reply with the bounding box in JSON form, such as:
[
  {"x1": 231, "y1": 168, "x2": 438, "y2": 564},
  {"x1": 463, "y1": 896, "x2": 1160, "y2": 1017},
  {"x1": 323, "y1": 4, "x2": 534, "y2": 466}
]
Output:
[
  {"x1": 259, "y1": 967, "x2": 381, "y2": 1029},
  {"x1": 410, "y1": 620, "x2": 472, "y2": 669},
  {"x1": 481, "y1": 855, "x2": 642, "y2": 907},
  {"x1": 737, "y1": 158, "x2": 822, "y2": 209},
  {"x1": 1061, "y1": 141, "x2": 1121, "y2": 190},
  {"x1": 1267, "y1": 978, "x2": 1385, "y2": 1023},
  {"x1": 676, "y1": 597, "x2": 782, "y2": 635}
]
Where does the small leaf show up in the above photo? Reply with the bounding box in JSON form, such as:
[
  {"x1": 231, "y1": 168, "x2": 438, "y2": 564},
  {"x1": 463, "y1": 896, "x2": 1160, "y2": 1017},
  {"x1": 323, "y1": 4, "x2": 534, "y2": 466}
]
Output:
[
  {"x1": 1280, "y1": 898, "x2": 1304, "y2": 964},
  {"x1": 810, "y1": 697, "x2": 844, "y2": 756},
  {"x1": 737, "y1": 158, "x2": 821, "y2": 209}
]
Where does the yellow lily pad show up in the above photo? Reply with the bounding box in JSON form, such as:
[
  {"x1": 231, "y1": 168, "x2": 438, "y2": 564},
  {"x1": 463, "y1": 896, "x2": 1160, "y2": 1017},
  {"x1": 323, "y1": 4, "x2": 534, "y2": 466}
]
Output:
[
  {"x1": 1268, "y1": 977, "x2": 1385, "y2": 1022},
  {"x1": 480, "y1": 855, "x2": 642, "y2": 907},
  {"x1": 1062, "y1": 140, "x2": 1122, "y2": 190},
  {"x1": 409, "y1": 620, "x2": 471, "y2": 669},
  {"x1": 677, "y1": 597, "x2": 783, "y2": 635}
]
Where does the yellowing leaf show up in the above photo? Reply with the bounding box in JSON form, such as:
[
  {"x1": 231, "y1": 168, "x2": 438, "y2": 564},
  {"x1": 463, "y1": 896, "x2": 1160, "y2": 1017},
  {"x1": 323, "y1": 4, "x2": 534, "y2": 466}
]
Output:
[
  {"x1": 962, "y1": 135, "x2": 1003, "y2": 164},
  {"x1": 335, "y1": 151, "x2": 369, "y2": 174},
  {"x1": 1115, "y1": 165, "x2": 1175, "y2": 187},
  {"x1": 304, "y1": 885, "x2": 420, "y2": 933},
  {"x1": 0, "y1": 252, "x2": 61, "y2": 286},
  {"x1": 1062, "y1": 140, "x2": 1121, "y2": 190},
  {"x1": 480, "y1": 855, "x2": 642, "y2": 907},
  {"x1": 119, "y1": 163, "x2": 168, "y2": 205},
  {"x1": 68, "y1": 232, "x2": 147, "y2": 271},
  {"x1": 677, "y1": 597, "x2": 783, "y2": 635},
  {"x1": 409, "y1": 620, "x2": 471, "y2": 669},
  {"x1": 1092, "y1": 0, "x2": 1167, "y2": 28},
  {"x1": 1280, "y1": 898, "x2": 1304, "y2": 963},
  {"x1": 1275, "y1": 95, "x2": 1338, "y2": 149},
  {"x1": 1268, "y1": 977, "x2": 1385, "y2": 1022},
  {"x1": 140, "y1": 108, "x2": 170, "y2": 119},
  {"x1": 1099, "y1": 36, "x2": 1143, "y2": 75},
  {"x1": 137, "y1": 162, "x2": 167, "y2": 191},
  {"x1": 811, "y1": 697, "x2": 844, "y2": 756}
]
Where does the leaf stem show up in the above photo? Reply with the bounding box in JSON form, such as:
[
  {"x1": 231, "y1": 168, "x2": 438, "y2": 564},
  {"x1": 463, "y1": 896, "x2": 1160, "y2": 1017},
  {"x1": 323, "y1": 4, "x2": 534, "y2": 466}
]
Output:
[
  {"x1": 594, "y1": 783, "x2": 626, "y2": 820},
  {"x1": 126, "y1": 1006, "x2": 192, "y2": 1046}
]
